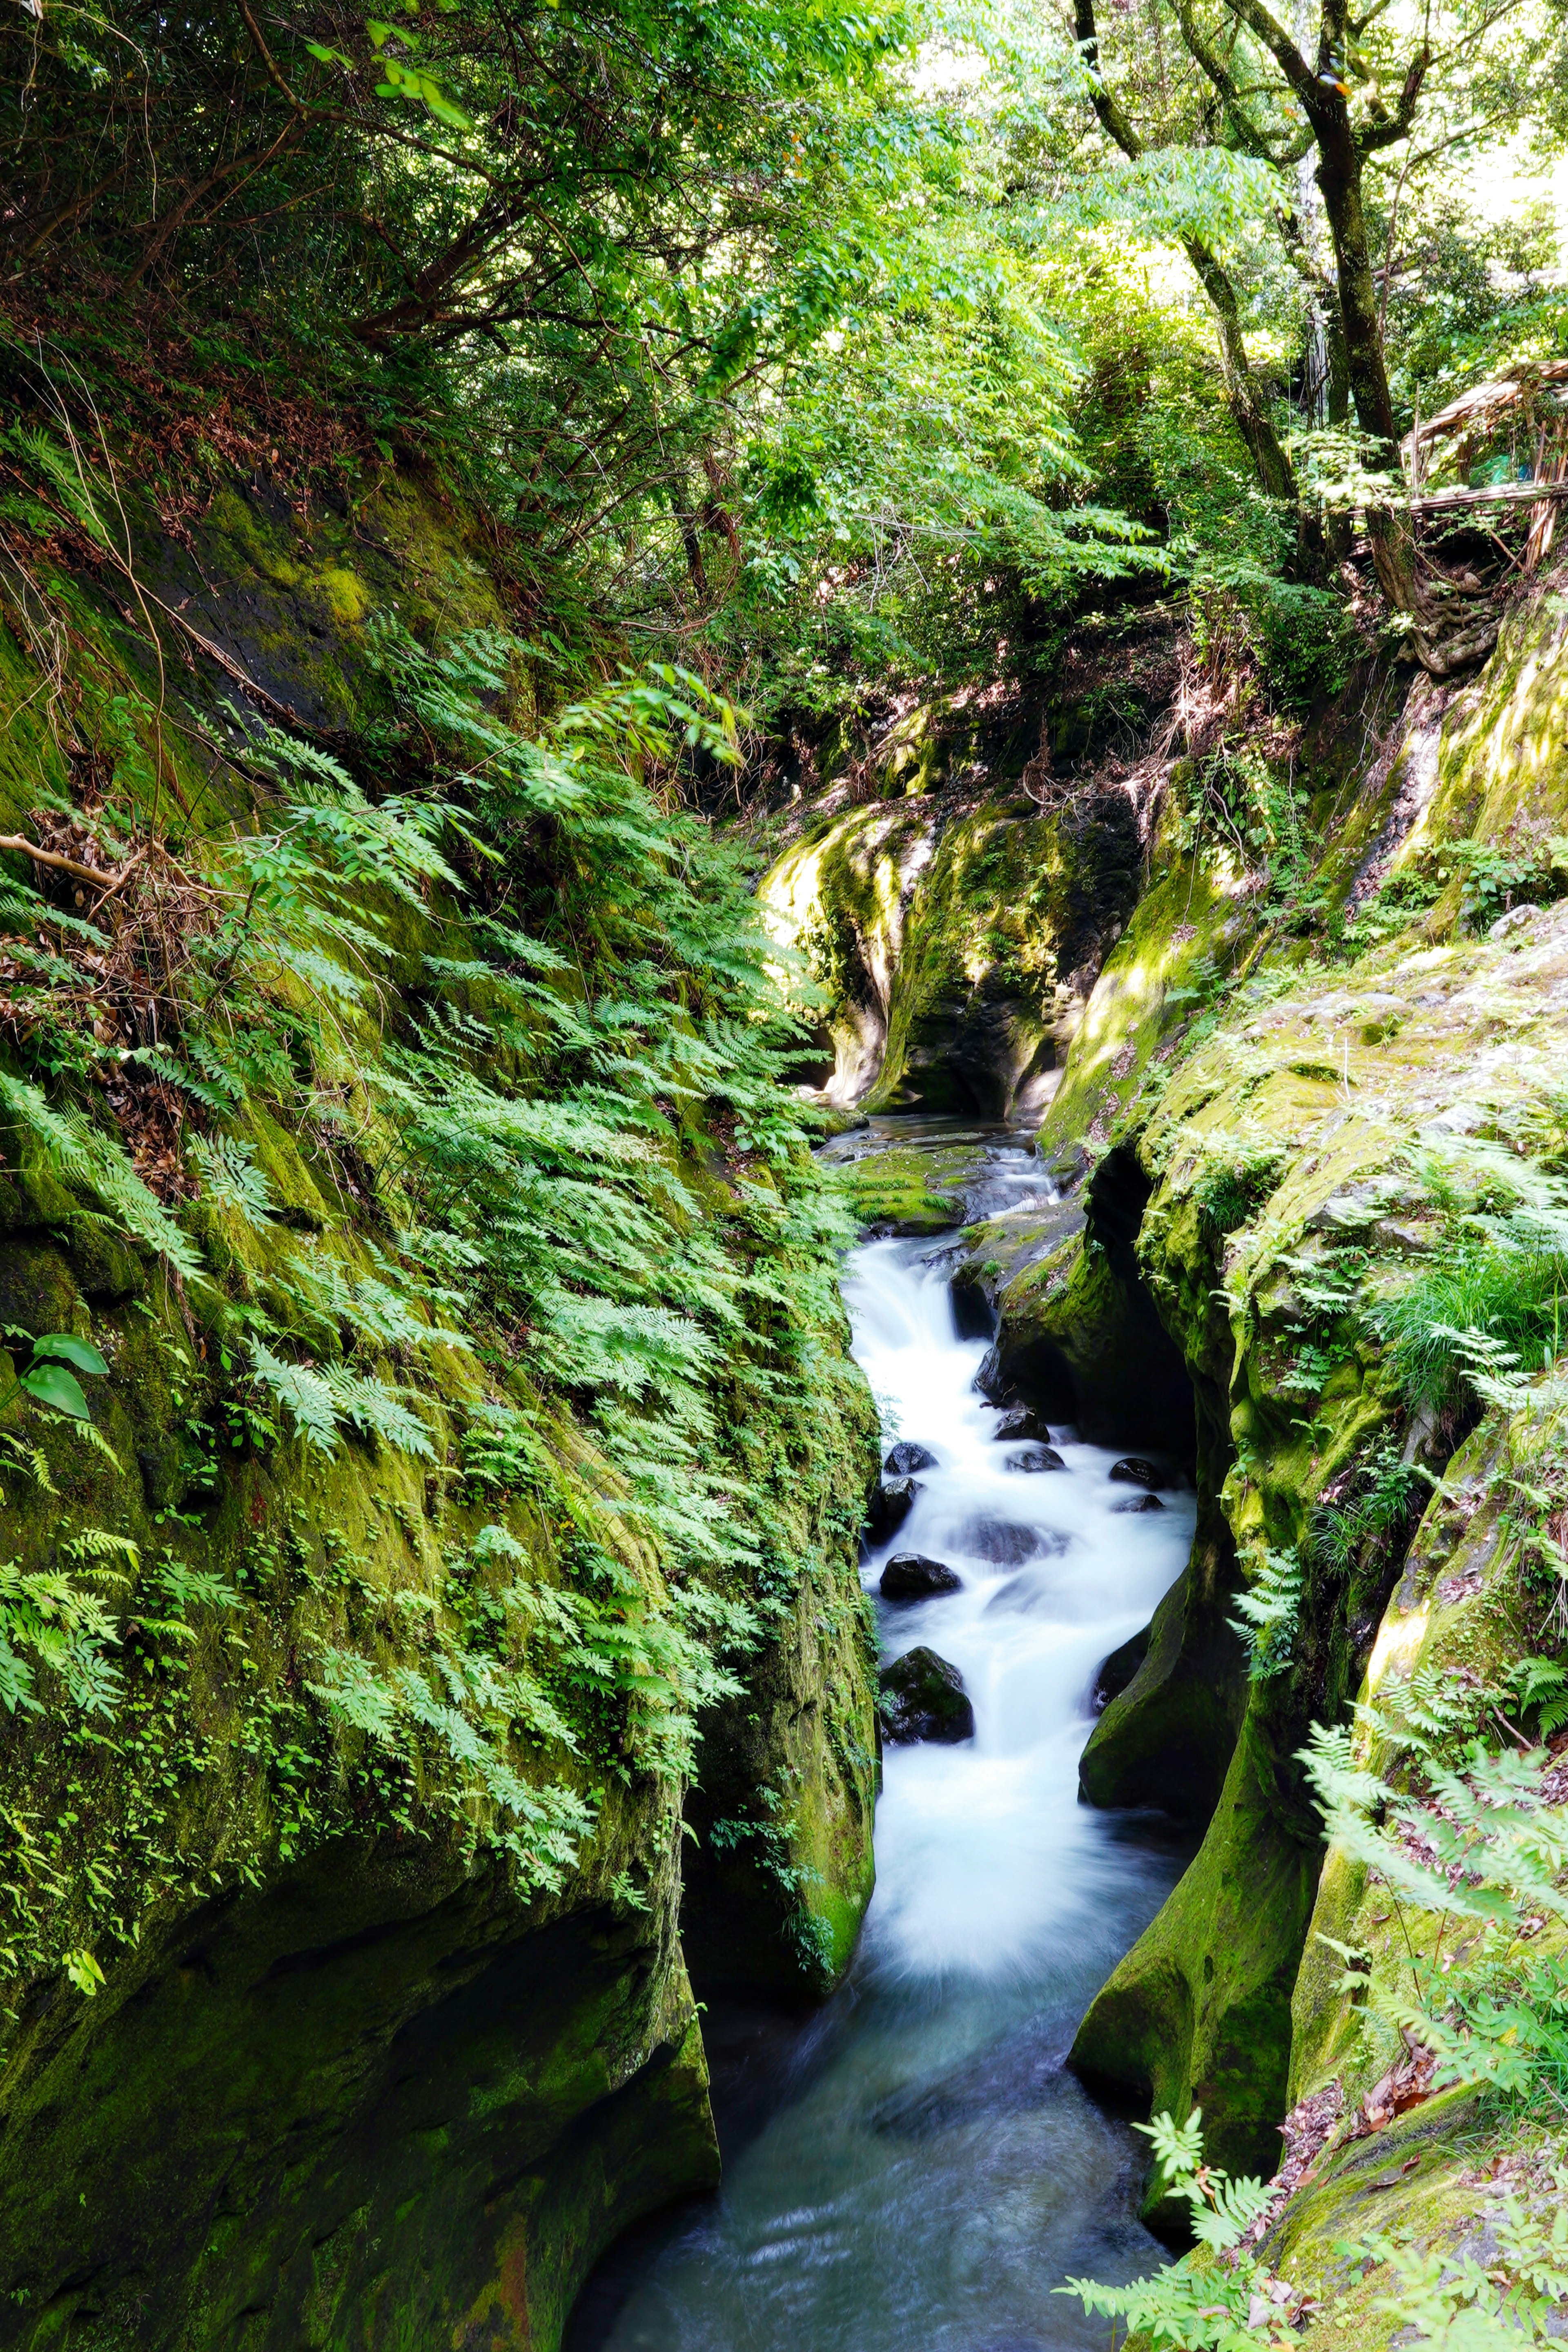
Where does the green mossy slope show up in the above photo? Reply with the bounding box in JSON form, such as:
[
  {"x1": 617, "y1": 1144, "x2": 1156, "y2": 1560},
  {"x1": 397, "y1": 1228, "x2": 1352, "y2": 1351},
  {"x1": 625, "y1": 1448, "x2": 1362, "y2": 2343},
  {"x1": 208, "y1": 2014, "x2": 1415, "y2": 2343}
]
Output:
[{"x1": 0, "y1": 459, "x2": 879, "y2": 2349}]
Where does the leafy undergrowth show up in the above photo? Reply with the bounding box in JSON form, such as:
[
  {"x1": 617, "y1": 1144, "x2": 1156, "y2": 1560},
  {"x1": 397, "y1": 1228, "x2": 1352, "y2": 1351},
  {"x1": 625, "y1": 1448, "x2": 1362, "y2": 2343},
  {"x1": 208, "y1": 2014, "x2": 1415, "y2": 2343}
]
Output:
[
  {"x1": 1064, "y1": 1660, "x2": 1568, "y2": 2351},
  {"x1": 0, "y1": 437, "x2": 877, "y2": 2005}
]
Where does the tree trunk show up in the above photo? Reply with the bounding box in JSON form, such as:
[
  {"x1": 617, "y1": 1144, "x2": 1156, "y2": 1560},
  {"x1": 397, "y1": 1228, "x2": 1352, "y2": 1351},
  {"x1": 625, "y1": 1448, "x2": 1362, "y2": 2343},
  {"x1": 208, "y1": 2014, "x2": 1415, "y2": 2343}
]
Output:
[
  {"x1": 1075, "y1": 0, "x2": 1297, "y2": 508},
  {"x1": 1180, "y1": 236, "x2": 1297, "y2": 502}
]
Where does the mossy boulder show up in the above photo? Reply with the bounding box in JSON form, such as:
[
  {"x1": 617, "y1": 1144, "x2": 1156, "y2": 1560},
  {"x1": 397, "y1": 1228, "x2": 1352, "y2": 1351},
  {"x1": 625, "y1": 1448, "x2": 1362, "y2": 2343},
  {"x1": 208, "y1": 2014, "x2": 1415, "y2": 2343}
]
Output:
[
  {"x1": 1070, "y1": 1706, "x2": 1322, "y2": 2223},
  {"x1": 877, "y1": 1647, "x2": 974, "y2": 1744}
]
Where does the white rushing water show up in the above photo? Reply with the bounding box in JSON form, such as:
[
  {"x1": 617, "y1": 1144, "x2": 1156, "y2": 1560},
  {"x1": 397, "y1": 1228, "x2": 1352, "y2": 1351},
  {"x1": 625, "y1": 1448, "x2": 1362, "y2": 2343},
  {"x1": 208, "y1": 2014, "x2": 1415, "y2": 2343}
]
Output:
[
  {"x1": 850, "y1": 1234, "x2": 1194, "y2": 1988},
  {"x1": 585, "y1": 1197, "x2": 1196, "y2": 2352}
]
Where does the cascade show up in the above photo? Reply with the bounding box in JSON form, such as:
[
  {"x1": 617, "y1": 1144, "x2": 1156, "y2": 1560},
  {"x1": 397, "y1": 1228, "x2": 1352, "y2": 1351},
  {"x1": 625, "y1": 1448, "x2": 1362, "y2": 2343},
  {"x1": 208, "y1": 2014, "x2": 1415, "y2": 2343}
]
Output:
[{"x1": 584, "y1": 1129, "x2": 1197, "y2": 2352}]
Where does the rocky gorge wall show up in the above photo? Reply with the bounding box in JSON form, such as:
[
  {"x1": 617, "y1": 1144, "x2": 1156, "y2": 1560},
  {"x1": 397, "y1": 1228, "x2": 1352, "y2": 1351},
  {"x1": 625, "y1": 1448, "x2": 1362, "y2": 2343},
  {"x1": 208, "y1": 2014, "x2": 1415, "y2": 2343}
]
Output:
[
  {"x1": 776, "y1": 572, "x2": 1568, "y2": 2326},
  {"x1": 0, "y1": 453, "x2": 881, "y2": 2349}
]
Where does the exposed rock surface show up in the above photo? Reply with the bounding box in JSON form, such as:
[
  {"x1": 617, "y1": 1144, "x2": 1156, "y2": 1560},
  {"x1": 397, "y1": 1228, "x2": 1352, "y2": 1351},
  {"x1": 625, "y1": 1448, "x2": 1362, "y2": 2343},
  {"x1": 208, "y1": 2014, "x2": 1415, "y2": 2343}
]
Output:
[
  {"x1": 877, "y1": 1648, "x2": 975, "y2": 1744},
  {"x1": 879, "y1": 1553, "x2": 963, "y2": 1600},
  {"x1": 866, "y1": 1475, "x2": 922, "y2": 1543},
  {"x1": 1004, "y1": 1444, "x2": 1065, "y2": 1473},
  {"x1": 885, "y1": 1440, "x2": 939, "y2": 1474}
]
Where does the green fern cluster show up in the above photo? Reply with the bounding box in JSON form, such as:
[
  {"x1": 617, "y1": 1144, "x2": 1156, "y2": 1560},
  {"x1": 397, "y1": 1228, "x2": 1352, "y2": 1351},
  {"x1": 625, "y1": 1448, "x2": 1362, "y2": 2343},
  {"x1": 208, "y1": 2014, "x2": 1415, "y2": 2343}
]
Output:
[{"x1": 0, "y1": 604, "x2": 873, "y2": 1982}]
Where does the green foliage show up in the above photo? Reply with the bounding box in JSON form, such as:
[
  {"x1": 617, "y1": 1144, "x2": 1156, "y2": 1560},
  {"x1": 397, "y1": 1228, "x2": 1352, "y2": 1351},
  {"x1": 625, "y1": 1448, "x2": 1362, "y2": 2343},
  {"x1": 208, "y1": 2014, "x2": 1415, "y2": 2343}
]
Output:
[
  {"x1": 1302, "y1": 1684, "x2": 1568, "y2": 2118},
  {"x1": 0, "y1": 597, "x2": 875, "y2": 1977},
  {"x1": 1370, "y1": 1141, "x2": 1568, "y2": 1418},
  {"x1": 1432, "y1": 839, "x2": 1568, "y2": 938},
  {"x1": 1059, "y1": 2106, "x2": 1275, "y2": 2351},
  {"x1": 1193, "y1": 1135, "x2": 1289, "y2": 1240},
  {"x1": 1311, "y1": 1443, "x2": 1427, "y2": 1575},
  {"x1": 1230, "y1": 1547, "x2": 1304, "y2": 1681}
]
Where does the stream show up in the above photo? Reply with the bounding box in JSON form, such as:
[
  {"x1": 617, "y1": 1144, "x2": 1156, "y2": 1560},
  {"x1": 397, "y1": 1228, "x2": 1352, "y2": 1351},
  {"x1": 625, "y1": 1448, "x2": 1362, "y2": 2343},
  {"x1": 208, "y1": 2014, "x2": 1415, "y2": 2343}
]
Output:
[{"x1": 581, "y1": 1126, "x2": 1196, "y2": 2352}]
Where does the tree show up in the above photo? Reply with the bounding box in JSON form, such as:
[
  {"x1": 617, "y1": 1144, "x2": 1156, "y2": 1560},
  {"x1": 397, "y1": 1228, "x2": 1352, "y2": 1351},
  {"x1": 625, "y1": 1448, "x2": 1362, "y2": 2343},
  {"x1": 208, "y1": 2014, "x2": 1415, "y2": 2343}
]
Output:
[
  {"x1": 1073, "y1": 0, "x2": 1300, "y2": 507},
  {"x1": 1165, "y1": 0, "x2": 1544, "y2": 667}
]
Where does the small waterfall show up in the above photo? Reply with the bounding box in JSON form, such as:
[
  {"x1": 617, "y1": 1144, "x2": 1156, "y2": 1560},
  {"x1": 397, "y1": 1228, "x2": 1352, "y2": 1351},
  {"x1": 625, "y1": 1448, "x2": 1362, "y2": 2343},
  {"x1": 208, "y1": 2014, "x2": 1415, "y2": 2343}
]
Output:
[
  {"x1": 586, "y1": 1178, "x2": 1194, "y2": 2352},
  {"x1": 849, "y1": 1235, "x2": 1194, "y2": 1987}
]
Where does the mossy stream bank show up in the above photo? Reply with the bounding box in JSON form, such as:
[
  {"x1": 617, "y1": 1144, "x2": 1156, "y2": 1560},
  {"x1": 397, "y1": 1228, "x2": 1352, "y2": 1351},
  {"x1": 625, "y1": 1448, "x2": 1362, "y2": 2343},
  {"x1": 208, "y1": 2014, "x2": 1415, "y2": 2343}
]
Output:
[
  {"x1": 0, "y1": 459, "x2": 880, "y2": 2350},
  {"x1": 772, "y1": 570, "x2": 1568, "y2": 2338}
]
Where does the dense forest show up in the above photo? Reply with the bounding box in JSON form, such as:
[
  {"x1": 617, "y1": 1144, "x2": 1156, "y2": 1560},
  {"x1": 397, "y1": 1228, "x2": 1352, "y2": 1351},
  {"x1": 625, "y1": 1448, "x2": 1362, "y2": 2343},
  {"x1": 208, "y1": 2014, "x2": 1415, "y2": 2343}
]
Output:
[{"x1": 4, "y1": 0, "x2": 1568, "y2": 2343}]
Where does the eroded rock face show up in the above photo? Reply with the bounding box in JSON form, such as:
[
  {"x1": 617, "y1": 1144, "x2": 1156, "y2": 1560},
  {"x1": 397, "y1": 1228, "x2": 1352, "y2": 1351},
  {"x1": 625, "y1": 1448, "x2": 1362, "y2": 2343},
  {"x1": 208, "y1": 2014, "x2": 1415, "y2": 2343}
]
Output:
[
  {"x1": 1054, "y1": 581, "x2": 1568, "y2": 2230},
  {"x1": 0, "y1": 1833, "x2": 719, "y2": 2352},
  {"x1": 877, "y1": 1648, "x2": 975, "y2": 1744},
  {"x1": 758, "y1": 780, "x2": 1142, "y2": 1118}
]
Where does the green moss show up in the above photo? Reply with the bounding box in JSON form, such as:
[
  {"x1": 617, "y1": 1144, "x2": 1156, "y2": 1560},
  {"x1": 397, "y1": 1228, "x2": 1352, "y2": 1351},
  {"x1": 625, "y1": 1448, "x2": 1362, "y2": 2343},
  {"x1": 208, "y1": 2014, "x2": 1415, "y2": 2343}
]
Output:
[
  {"x1": 836, "y1": 1143, "x2": 971, "y2": 1235},
  {"x1": 761, "y1": 783, "x2": 1139, "y2": 1116},
  {"x1": 0, "y1": 452, "x2": 883, "y2": 2351},
  {"x1": 1072, "y1": 1703, "x2": 1322, "y2": 2220}
]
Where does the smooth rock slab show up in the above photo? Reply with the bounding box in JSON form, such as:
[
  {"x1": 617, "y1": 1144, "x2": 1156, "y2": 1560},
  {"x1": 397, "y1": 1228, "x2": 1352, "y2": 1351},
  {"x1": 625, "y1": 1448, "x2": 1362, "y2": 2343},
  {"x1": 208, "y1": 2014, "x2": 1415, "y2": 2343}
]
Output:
[
  {"x1": 884, "y1": 1440, "x2": 939, "y2": 1475},
  {"x1": 866, "y1": 1475, "x2": 922, "y2": 1543},
  {"x1": 880, "y1": 1552, "x2": 962, "y2": 1601},
  {"x1": 878, "y1": 1646, "x2": 975, "y2": 1744},
  {"x1": 1004, "y1": 1444, "x2": 1066, "y2": 1474}
]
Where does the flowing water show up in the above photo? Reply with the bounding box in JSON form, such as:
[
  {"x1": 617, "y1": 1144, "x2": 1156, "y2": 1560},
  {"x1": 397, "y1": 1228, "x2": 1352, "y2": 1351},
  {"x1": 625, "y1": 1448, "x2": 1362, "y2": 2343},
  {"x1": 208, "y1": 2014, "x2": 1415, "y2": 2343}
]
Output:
[{"x1": 583, "y1": 1131, "x2": 1196, "y2": 2352}]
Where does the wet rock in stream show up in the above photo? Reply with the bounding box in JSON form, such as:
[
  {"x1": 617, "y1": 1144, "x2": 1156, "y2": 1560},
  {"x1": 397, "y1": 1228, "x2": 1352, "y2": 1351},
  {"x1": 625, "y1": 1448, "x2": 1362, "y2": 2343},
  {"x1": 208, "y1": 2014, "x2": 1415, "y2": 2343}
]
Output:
[
  {"x1": 878, "y1": 1646, "x2": 975, "y2": 1744},
  {"x1": 990, "y1": 1404, "x2": 1042, "y2": 1443},
  {"x1": 1108, "y1": 1455, "x2": 1163, "y2": 1490},
  {"x1": 866, "y1": 1475, "x2": 922, "y2": 1542},
  {"x1": 959, "y1": 1516, "x2": 1055, "y2": 1566},
  {"x1": 1004, "y1": 1444, "x2": 1065, "y2": 1474},
  {"x1": 1091, "y1": 1624, "x2": 1150, "y2": 1712},
  {"x1": 1112, "y1": 1492, "x2": 1165, "y2": 1514},
  {"x1": 885, "y1": 1440, "x2": 939, "y2": 1475},
  {"x1": 880, "y1": 1552, "x2": 962, "y2": 1601}
]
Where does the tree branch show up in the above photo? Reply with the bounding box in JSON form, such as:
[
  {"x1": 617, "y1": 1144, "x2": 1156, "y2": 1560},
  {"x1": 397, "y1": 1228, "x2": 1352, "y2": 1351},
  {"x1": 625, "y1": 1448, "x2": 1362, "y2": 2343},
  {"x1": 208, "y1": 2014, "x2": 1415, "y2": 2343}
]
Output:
[{"x1": 1214, "y1": 0, "x2": 1322, "y2": 109}]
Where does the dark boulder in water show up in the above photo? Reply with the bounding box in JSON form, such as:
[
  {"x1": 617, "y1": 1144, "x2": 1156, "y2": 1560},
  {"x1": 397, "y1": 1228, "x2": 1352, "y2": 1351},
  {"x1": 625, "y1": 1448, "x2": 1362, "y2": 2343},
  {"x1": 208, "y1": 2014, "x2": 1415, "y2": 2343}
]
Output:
[
  {"x1": 878, "y1": 1647, "x2": 974, "y2": 1744},
  {"x1": 1004, "y1": 1445, "x2": 1065, "y2": 1474},
  {"x1": 866, "y1": 1476, "x2": 922, "y2": 1543},
  {"x1": 1113, "y1": 1492, "x2": 1165, "y2": 1514},
  {"x1": 991, "y1": 1404, "x2": 1041, "y2": 1443},
  {"x1": 1108, "y1": 1456, "x2": 1163, "y2": 1489},
  {"x1": 885, "y1": 1440, "x2": 939, "y2": 1475},
  {"x1": 880, "y1": 1552, "x2": 962, "y2": 1601},
  {"x1": 958, "y1": 1517, "x2": 1067, "y2": 1566},
  {"x1": 949, "y1": 1273, "x2": 996, "y2": 1340}
]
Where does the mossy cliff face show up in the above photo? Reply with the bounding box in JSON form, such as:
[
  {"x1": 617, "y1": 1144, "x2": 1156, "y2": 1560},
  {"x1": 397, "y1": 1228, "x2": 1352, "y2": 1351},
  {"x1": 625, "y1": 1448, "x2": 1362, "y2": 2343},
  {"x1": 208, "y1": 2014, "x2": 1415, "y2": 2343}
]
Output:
[
  {"x1": 0, "y1": 461, "x2": 880, "y2": 2348},
  {"x1": 1249, "y1": 1396, "x2": 1568, "y2": 2343},
  {"x1": 760, "y1": 784, "x2": 1142, "y2": 1118},
  {"x1": 962, "y1": 575, "x2": 1568, "y2": 2238}
]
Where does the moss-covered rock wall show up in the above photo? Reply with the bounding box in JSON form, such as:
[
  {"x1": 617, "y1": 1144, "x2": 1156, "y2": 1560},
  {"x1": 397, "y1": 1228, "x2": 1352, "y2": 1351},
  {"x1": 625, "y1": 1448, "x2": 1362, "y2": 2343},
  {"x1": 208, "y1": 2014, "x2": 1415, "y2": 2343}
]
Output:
[
  {"x1": 956, "y1": 572, "x2": 1568, "y2": 2264},
  {"x1": 0, "y1": 455, "x2": 881, "y2": 2348}
]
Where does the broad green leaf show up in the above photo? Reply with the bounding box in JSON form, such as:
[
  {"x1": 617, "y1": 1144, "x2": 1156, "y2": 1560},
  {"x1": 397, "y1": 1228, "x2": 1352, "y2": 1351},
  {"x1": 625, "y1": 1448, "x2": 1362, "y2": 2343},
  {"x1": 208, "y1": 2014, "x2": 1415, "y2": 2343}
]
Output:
[
  {"x1": 29, "y1": 1334, "x2": 108, "y2": 1378},
  {"x1": 18, "y1": 1364, "x2": 91, "y2": 1420}
]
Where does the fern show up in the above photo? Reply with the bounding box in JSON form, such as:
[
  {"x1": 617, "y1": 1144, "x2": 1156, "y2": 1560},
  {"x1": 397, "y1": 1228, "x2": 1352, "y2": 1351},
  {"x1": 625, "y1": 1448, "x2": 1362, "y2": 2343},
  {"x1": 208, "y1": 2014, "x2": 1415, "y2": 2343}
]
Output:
[
  {"x1": 188, "y1": 1134, "x2": 276, "y2": 1228},
  {"x1": 1229, "y1": 1547, "x2": 1303, "y2": 1679}
]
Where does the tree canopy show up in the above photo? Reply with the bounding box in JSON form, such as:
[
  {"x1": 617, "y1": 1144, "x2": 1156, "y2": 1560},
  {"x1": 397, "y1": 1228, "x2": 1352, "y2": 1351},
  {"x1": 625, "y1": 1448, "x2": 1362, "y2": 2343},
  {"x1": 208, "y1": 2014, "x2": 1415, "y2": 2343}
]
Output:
[{"x1": 4, "y1": 0, "x2": 1568, "y2": 708}]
